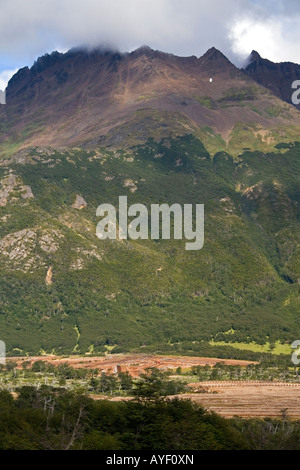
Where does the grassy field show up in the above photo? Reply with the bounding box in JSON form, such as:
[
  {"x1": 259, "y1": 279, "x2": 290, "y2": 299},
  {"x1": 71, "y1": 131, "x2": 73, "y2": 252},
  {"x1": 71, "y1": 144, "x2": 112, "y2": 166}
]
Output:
[{"x1": 209, "y1": 340, "x2": 292, "y2": 356}]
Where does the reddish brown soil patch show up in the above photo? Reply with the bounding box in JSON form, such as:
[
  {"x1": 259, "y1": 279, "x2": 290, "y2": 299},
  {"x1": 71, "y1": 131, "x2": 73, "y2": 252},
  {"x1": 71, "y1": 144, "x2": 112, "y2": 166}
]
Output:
[{"x1": 9, "y1": 354, "x2": 256, "y2": 376}]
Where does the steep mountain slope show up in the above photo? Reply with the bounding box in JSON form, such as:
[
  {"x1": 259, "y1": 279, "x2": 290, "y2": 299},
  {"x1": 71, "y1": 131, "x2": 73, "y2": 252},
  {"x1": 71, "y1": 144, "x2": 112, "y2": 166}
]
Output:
[
  {"x1": 0, "y1": 47, "x2": 300, "y2": 357},
  {"x1": 0, "y1": 137, "x2": 300, "y2": 356},
  {"x1": 244, "y1": 50, "x2": 300, "y2": 110},
  {"x1": 1, "y1": 46, "x2": 300, "y2": 156}
]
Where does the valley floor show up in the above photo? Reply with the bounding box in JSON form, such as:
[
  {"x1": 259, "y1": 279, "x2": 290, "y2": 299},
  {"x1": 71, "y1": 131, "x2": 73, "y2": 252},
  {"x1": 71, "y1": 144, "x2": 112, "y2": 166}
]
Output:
[{"x1": 6, "y1": 354, "x2": 300, "y2": 419}]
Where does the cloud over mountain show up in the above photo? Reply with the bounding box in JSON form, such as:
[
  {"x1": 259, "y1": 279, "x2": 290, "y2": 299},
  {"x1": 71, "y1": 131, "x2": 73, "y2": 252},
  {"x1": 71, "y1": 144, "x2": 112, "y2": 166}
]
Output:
[{"x1": 0, "y1": 0, "x2": 299, "y2": 82}]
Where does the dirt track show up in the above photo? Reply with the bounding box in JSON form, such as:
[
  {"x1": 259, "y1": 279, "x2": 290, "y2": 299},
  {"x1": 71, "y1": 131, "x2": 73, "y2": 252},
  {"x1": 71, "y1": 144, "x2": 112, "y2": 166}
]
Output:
[{"x1": 10, "y1": 354, "x2": 257, "y2": 376}]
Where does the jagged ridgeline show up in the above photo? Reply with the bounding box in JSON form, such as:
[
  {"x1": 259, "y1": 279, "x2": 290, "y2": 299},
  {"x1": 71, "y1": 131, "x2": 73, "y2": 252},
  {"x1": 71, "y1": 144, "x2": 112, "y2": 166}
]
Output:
[{"x1": 0, "y1": 46, "x2": 299, "y2": 355}]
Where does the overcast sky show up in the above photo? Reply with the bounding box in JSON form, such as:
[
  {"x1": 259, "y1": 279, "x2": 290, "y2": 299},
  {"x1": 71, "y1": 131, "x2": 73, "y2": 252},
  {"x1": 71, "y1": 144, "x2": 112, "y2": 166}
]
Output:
[{"x1": 0, "y1": 0, "x2": 300, "y2": 90}]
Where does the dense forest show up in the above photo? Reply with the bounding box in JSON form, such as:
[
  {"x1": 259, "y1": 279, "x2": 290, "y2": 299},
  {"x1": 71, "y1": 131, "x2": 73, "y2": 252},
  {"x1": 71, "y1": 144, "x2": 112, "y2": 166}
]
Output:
[
  {"x1": 1, "y1": 383, "x2": 300, "y2": 450},
  {"x1": 1, "y1": 137, "x2": 300, "y2": 355}
]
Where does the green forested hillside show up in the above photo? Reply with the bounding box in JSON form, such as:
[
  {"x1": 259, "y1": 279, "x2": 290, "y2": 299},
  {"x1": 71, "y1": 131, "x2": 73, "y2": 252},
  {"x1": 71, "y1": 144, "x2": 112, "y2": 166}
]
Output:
[{"x1": 0, "y1": 135, "x2": 299, "y2": 356}]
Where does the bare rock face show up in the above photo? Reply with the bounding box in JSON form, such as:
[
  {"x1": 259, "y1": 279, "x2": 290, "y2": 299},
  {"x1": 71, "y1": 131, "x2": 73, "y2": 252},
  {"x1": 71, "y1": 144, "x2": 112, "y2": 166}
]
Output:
[
  {"x1": 4, "y1": 45, "x2": 300, "y2": 152},
  {"x1": 0, "y1": 174, "x2": 34, "y2": 206},
  {"x1": 72, "y1": 195, "x2": 87, "y2": 210},
  {"x1": 0, "y1": 228, "x2": 64, "y2": 273},
  {"x1": 244, "y1": 50, "x2": 300, "y2": 109}
]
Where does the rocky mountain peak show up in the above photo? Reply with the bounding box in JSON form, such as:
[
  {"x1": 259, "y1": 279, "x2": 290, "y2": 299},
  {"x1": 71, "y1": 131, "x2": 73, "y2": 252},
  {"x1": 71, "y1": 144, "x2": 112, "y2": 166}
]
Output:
[{"x1": 249, "y1": 50, "x2": 262, "y2": 63}]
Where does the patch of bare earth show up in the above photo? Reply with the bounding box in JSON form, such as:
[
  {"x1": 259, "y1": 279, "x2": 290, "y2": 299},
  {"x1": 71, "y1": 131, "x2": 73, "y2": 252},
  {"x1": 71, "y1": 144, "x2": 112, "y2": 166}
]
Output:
[
  {"x1": 94, "y1": 381, "x2": 300, "y2": 419},
  {"x1": 10, "y1": 354, "x2": 255, "y2": 376},
  {"x1": 184, "y1": 381, "x2": 300, "y2": 419}
]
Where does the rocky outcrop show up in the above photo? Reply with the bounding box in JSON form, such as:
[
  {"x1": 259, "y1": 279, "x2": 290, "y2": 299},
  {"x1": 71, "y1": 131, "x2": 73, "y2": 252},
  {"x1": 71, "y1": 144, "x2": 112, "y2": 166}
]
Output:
[
  {"x1": 0, "y1": 228, "x2": 64, "y2": 273},
  {"x1": 244, "y1": 50, "x2": 300, "y2": 109},
  {"x1": 72, "y1": 195, "x2": 87, "y2": 210},
  {"x1": 0, "y1": 174, "x2": 34, "y2": 206}
]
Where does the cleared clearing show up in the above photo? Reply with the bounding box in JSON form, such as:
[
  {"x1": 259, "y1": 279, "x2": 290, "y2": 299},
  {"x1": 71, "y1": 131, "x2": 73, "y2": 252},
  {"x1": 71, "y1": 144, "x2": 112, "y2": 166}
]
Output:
[
  {"x1": 9, "y1": 354, "x2": 256, "y2": 376},
  {"x1": 92, "y1": 378, "x2": 300, "y2": 419},
  {"x1": 184, "y1": 381, "x2": 300, "y2": 419}
]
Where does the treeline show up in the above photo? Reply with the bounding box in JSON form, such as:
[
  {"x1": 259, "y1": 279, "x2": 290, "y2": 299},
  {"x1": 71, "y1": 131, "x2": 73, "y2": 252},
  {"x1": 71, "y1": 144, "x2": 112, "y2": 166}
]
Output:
[
  {"x1": 1, "y1": 383, "x2": 300, "y2": 450},
  {"x1": 188, "y1": 361, "x2": 300, "y2": 383},
  {"x1": 0, "y1": 385, "x2": 246, "y2": 450}
]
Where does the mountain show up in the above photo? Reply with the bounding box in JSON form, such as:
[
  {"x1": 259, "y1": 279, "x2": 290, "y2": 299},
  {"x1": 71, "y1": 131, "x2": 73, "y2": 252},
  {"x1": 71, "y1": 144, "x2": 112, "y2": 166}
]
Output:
[
  {"x1": 244, "y1": 50, "x2": 300, "y2": 110},
  {"x1": 1, "y1": 46, "x2": 300, "y2": 157},
  {"x1": 0, "y1": 90, "x2": 5, "y2": 105},
  {"x1": 0, "y1": 46, "x2": 300, "y2": 357}
]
